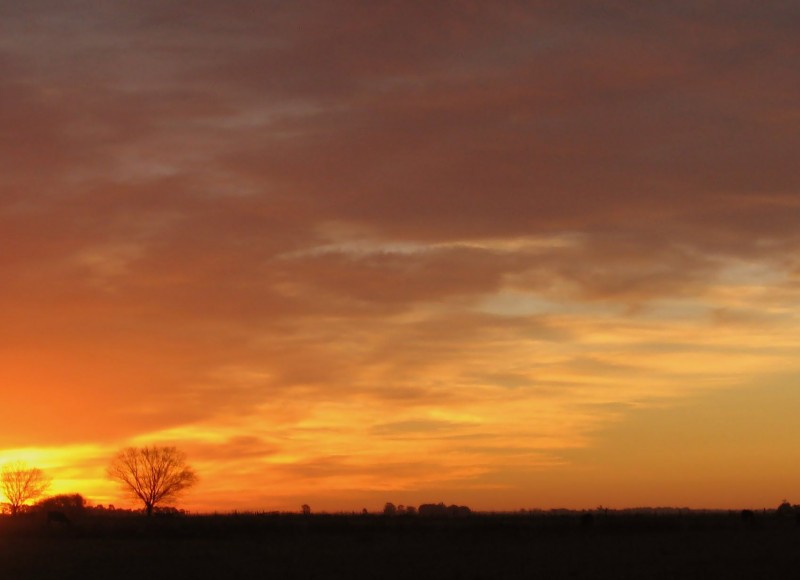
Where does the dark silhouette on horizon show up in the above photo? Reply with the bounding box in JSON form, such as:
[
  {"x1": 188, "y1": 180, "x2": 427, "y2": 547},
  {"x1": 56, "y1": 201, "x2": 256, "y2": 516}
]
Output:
[
  {"x1": 0, "y1": 461, "x2": 51, "y2": 515},
  {"x1": 418, "y1": 503, "x2": 472, "y2": 517},
  {"x1": 107, "y1": 446, "x2": 197, "y2": 516}
]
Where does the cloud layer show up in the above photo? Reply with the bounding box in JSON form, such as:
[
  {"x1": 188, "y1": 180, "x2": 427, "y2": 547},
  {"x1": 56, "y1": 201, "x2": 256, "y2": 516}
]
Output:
[{"x1": 1, "y1": 1, "x2": 799, "y2": 510}]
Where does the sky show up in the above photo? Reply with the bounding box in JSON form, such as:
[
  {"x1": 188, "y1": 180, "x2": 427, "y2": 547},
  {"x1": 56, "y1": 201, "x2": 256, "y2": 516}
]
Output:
[{"x1": 1, "y1": 1, "x2": 799, "y2": 513}]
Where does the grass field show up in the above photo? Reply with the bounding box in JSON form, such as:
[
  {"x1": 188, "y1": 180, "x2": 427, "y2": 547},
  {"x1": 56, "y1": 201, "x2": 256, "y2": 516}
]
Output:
[{"x1": 0, "y1": 512, "x2": 798, "y2": 579}]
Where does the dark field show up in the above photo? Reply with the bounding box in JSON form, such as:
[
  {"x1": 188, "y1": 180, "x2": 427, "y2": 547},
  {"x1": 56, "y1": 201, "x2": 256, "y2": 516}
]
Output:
[{"x1": 1, "y1": 512, "x2": 799, "y2": 579}]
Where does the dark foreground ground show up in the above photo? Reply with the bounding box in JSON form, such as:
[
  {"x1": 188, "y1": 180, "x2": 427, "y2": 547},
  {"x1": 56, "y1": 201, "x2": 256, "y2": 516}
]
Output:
[{"x1": 1, "y1": 512, "x2": 798, "y2": 579}]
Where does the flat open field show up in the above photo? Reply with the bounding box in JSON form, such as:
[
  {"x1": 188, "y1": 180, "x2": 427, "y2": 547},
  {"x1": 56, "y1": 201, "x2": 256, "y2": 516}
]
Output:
[{"x1": 1, "y1": 513, "x2": 798, "y2": 579}]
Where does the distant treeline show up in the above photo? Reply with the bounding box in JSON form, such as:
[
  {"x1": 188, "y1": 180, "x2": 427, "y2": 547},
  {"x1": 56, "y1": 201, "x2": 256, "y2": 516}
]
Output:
[
  {"x1": 5, "y1": 494, "x2": 800, "y2": 524},
  {"x1": 3, "y1": 493, "x2": 185, "y2": 519},
  {"x1": 381, "y1": 502, "x2": 471, "y2": 517},
  {"x1": 2, "y1": 506, "x2": 800, "y2": 544}
]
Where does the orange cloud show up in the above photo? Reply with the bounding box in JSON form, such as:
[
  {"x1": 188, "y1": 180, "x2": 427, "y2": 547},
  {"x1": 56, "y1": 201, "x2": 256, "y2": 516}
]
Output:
[{"x1": 1, "y1": 1, "x2": 798, "y2": 511}]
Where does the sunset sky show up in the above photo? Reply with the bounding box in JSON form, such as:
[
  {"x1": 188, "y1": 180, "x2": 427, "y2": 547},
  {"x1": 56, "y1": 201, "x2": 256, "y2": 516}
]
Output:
[{"x1": 1, "y1": 1, "x2": 799, "y2": 513}]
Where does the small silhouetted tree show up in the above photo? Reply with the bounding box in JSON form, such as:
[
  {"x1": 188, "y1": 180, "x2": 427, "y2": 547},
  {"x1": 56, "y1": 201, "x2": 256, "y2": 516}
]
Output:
[
  {"x1": 777, "y1": 501, "x2": 795, "y2": 517},
  {"x1": 301, "y1": 504, "x2": 311, "y2": 515},
  {"x1": 0, "y1": 461, "x2": 51, "y2": 515},
  {"x1": 107, "y1": 446, "x2": 197, "y2": 516},
  {"x1": 384, "y1": 502, "x2": 397, "y2": 516}
]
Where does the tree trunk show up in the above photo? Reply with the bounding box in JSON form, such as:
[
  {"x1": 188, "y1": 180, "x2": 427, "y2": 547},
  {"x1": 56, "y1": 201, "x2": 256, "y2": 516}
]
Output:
[{"x1": 146, "y1": 503, "x2": 153, "y2": 517}]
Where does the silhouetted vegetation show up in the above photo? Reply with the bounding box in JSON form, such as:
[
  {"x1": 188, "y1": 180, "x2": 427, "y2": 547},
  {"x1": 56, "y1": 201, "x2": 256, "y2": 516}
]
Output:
[
  {"x1": 107, "y1": 446, "x2": 197, "y2": 516},
  {"x1": 33, "y1": 493, "x2": 87, "y2": 516},
  {"x1": 418, "y1": 502, "x2": 472, "y2": 517},
  {"x1": 0, "y1": 461, "x2": 51, "y2": 515},
  {"x1": 33, "y1": 493, "x2": 86, "y2": 527}
]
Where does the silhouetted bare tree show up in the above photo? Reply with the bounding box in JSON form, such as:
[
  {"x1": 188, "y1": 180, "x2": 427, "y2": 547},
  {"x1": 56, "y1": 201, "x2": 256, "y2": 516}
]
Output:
[
  {"x1": 107, "y1": 446, "x2": 197, "y2": 516},
  {"x1": 0, "y1": 461, "x2": 51, "y2": 515}
]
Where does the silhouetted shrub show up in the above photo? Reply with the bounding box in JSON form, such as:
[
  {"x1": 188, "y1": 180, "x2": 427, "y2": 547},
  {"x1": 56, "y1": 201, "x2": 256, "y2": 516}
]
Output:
[
  {"x1": 33, "y1": 494, "x2": 87, "y2": 519},
  {"x1": 776, "y1": 501, "x2": 795, "y2": 517},
  {"x1": 418, "y1": 503, "x2": 471, "y2": 517}
]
